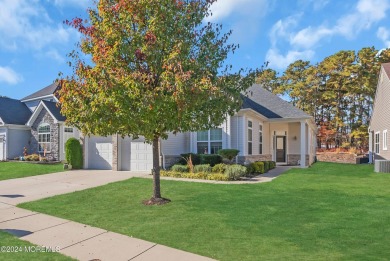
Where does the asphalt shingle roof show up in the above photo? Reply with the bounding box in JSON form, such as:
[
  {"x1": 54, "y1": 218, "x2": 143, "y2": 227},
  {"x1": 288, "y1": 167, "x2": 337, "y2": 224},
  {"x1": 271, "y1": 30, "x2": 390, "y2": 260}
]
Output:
[
  {"x1": 42, "y1": 100, "x2": 66, "y2": 122},
  {"x1": 0, "y1": 97, "x2": 32, "y2": 125},
  {"x1": 242, "y1": 84, "x2": 311, "y2": 119},
  {"x1": 21, "y1": 82, "x2": 60, "y2": 101}
]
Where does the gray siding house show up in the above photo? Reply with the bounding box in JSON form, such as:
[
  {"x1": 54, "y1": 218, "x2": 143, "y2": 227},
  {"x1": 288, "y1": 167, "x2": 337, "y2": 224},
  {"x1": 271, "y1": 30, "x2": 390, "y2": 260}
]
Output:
[
  {"x1": 96, "y1": 84, "x2": 317, "y2": 171},
  {"x1": 1, "y1": 83, "x2": 317, "y2": 170},
  {"x1": 369, "y1": 63, "x2": 390, "y2": 161}
]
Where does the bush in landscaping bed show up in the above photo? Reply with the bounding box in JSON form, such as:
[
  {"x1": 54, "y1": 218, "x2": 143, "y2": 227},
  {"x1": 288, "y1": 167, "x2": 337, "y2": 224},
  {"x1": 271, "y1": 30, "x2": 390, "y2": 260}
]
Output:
[
  {"x1": 182, "y1": 172, "x2": 209, "y2": 179},
  {"x1": 178, "y1": 153, "x2": 201, "y2": 165},
  {"x1": 208, "y1": 173, "x2": 229, "y2": 181},
  {"x1": 263, "y1": 161, "x2": 270, "y2": 172},
  {"x1": 171, "y1": 164, "x2": 189, "y2": 172},
  {"x1": 269, "y1": 161, "x2": 276, "y2": 169},
  {"x1": 212, "y1": 163, "x2": 226, "y2": 173},
  {"x1": 199, "y1": 154, "x2": 222, "y2": 166},
  {"x1": 246, "y1": 162, "x2": 265, "y2": 176},
  {"x1": 225, "y1": 164, "x2": 247, "y2": 180},
  {"x1": 194, "y1": 164, "x2": 212, "y2": 173},
  {"x1": 218, "y1": 149, "x2": 240, "y2": 161},
  {"x1": 161, "y1": 170, "x2": 183, "y2": 178},
  {"x1": 24, "y1": 154, "x2": 40, "y2": 161},
  {"x1": 65, "y1": 138, "x2": 83, "y2": 169}
]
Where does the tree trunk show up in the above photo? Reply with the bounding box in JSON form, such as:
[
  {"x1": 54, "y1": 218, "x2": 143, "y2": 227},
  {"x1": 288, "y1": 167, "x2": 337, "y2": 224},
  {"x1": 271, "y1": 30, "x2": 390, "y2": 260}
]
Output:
[{"x1": 152, "y1": 136, "x2": 161, "y2": 199}]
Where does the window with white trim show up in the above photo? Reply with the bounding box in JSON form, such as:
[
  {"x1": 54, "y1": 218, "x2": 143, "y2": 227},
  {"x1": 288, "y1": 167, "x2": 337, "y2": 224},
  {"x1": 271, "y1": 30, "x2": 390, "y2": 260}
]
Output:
[
  {"x1": 38, "y1": 123, "x2": 51, "y2": 152},
  {"x1": 375, "y1": 132, "x2": 380, "y2": 154},
  {"x1": 63, "y1": 127, "x2": 74, "y2": 153},
  {"x1": 248, "y1": 120, "x2": 253, "y2": 155},
  {"x1": 197, "y1": 128, "x2": 222, "y2": 154},
  {"x1": 383, "y1": 130, "x2": 388, "y2": 150},
  {"x1": 259, "y1": 124, "x2": 263, "y2": 154}
]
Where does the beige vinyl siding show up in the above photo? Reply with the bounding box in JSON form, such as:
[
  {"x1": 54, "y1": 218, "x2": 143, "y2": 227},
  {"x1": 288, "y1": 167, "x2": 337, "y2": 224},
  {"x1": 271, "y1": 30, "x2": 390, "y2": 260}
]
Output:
[
  {"x1": 288, "y1": 122, "x2": 301, "y2": 154},
  {"x1": 161, "y1": 132, "x2": 190, "y2": 155},
  {"x1": 370, "y1": 67, "x2": 390, "y2": 160}
]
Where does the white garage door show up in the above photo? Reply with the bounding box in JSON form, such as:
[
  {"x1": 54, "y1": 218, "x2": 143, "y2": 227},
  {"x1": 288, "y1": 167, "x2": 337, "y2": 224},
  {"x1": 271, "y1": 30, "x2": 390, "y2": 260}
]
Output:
[
  {"x1": 130, "y1": 142, "x2": 153, "y2": 171},
  {"x1": 88, "y1": 136, "x2": 113, "y2": 170}
]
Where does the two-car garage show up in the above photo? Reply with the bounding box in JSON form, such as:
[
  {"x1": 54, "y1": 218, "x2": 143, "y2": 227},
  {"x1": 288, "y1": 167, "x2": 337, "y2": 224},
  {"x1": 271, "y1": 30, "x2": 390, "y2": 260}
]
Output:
[{"x1": 86, "y1": 135, "x2": 153, "y2": 171}]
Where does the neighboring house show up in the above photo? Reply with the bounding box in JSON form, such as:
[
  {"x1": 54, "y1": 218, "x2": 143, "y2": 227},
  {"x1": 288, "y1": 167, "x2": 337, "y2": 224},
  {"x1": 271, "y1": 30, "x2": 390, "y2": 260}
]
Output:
[
  {"x1": 0, "y1": 97, "x2": 32, "y2": 160},
  {"x1": 0, "y1": 83, "x2": 80, "y2": 161},
  {"x1": 0, "y1": 83, "x2": 316, "y2": 170},
  {"x1": 369, "y1": 63, "x2": 390, "y2": 161}
]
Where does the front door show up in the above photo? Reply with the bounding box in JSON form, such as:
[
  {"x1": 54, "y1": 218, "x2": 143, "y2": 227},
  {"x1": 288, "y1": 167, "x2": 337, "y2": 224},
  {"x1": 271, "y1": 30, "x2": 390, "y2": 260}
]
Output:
[{"x1": 276, "y1": 136, "x2": 286, "y2": 163}]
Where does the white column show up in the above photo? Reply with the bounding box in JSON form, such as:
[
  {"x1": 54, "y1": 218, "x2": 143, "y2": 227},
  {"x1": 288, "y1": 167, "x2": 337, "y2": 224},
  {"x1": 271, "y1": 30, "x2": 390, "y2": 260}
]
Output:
[{"x1": 300, "y1": 120, "x2": 306, "y2": 168}]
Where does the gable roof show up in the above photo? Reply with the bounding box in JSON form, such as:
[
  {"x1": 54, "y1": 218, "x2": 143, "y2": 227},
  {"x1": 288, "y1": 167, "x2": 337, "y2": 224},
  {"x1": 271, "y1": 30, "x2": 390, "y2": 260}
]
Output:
[
  {"x1": 21, "y1": 82, "x2": 60, "y2": 102},
  {"x1": 41, "y1": 100, "x2": 66, "y2": 122},
  {"x1": 26, "y1": 100, "x2": 66, "y2": 126},
  {"x1": 382, "y1": 63, "x2": 390, "y2": 78},
  {"x1": 241, "y1": 84, "x2": 311, "y2": 119},
  {"x1": 0, "y1": 97, "x2": 32, "y2": 125}
]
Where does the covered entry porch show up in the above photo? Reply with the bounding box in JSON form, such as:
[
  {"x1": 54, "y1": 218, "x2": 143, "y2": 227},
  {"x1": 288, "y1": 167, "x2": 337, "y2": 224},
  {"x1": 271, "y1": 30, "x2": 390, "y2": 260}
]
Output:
[{"x1": 269, "y1": 119, "x2": 316, "y2": 168}]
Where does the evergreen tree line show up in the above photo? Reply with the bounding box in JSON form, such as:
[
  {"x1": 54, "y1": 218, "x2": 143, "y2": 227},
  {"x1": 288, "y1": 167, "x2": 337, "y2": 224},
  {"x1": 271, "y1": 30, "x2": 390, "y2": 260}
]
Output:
[{"x1": 257, "y1": 47, "x2": 390, "y2": 151}]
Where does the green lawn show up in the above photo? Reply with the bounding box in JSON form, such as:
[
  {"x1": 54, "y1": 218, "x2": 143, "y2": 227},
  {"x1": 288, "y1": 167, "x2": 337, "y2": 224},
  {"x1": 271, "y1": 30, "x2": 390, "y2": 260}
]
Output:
[
  {"x1": 0, "y1": 231, "x2": 74, "y2": 261},
  {"x1": 19, "y1": 162, "x2": 390, "y2": 260},
  {"x1": 0, "y1": 162, "x2": 64, "y2": 181}
]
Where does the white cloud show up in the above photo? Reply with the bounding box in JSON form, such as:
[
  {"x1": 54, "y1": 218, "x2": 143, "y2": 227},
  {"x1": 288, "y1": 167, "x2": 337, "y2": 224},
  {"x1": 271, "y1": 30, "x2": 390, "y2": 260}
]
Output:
[
  {"x1": 377, "y1": 27, "x2": 390, "y2": 48},
  {"x1": 205, "y1": 0, "x2": 268, "y2": 22},
  {"x1": 290, "y1": 26, "x2": 333, "y2": 49},
  {"x1": 0, "y1": 0, "x2": 76, "y2": 50},
  {"x1": 45, "y1": 49, "x2": 65, "y2": 63},
  {"x1": 265, "y1": 48, "x2": 314, "y2": 69},
  {"x1": 269, "y1": 15, "x2": 301, "y2": 47},
  {"x1": 52, "y1": 0, "x2": 91, "y2": 8},
  {"x1": 204, "y1": 0, "x2": 271, "y2": 46},
  {"x1": 290, "y1": 0, "x2": 390, "y2": 49},
  {"x1": 0, "y1": 66, "x2": 23, "y2": 85}
]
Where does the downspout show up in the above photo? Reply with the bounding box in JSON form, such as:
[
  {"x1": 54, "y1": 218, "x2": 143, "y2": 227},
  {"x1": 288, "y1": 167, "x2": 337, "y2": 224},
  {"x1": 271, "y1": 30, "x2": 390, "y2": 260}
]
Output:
[
  {"x1": 236, "y1": 116, "x2": 239, "y2": 164},
  {"x1": 159, "y1": 138, "x2": 165, "y2": 170},
  {"x1": 5, "y1": 128, "x2": 8, "y2": 160}
]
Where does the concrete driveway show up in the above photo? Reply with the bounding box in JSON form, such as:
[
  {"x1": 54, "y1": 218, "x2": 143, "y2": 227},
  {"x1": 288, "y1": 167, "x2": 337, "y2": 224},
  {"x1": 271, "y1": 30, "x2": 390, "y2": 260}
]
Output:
[{"x1": 0, "y1": 170, "x2": 149, "y2": 205}]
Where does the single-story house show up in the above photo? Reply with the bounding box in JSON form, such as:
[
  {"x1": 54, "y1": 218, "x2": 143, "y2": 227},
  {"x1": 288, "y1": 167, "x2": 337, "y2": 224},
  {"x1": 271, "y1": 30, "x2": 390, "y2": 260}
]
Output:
[
  {"x1": 369, "y1": 63, "x2": 390, "y2": 161},
  {"x1": 0, "y1": 83, "x2": 317, "y2": 170}
]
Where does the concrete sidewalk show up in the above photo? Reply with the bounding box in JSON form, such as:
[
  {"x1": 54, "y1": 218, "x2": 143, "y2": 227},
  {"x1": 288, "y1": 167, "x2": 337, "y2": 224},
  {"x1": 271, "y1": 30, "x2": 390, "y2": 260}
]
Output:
[{"x1": 0, "y1": 170, "x2": 215, "y2": 261}]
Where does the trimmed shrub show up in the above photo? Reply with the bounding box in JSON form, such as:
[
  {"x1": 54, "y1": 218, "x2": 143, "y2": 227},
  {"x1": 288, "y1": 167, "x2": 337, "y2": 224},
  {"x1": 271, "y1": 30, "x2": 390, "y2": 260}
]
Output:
[
  {"x1": 161, "y1": 170, "x2": 182, "y2": 178},
  {"x1": 246, "y1": 162, "x2": 265, "y2": 175},
  {"x1": 254, "y1": 161, "x2": 265, "y2": 174},
  {"x1": 269, "y1": 161, "x2": 276, "y2": 169},
  {"x1": 263, "y1": 161, "x2": 270, "y2": 172},
  {"x1": 65, "y1": 138, "x2": 83, "y2": 169},
  {"x1": 182, "y1": 172, "x2": 209, "y2": 180},
  {"x1": 225, "y1": 164, "x2": 247, "y2": 180},
  {"x1": 171, "y1": 164, "x2": 189, "y2": 172},
  {"x1": 178, "y1": 153, "x2": 201, "y2": 165},
  {"x1": 218, "y1": 149, "x2": 240, "y2": 161},
  {"x1": 194, "y1": 164, "x2": 212, "y2": 173},
  {"x1": 208, "y1": 173, "x2": 229, "y2": 181},
  {"x1": 212, "y1": 163, "x2": 226, "y2": 173},
  {"x1": 199, "y1": 154, "x2": 222, "y2": 166}
]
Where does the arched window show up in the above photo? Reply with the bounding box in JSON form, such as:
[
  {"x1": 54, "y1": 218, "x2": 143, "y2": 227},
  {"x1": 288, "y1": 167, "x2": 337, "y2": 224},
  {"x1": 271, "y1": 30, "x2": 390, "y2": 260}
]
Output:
[{"x1": 38, "y1": 123, "x2": 51, "y2": 152}]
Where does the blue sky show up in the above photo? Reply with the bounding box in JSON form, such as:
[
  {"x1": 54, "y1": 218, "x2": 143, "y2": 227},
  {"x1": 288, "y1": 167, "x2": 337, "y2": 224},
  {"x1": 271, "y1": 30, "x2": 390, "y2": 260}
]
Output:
[{"x1": 1, "y1": 0, "x2": 390, "y2": 99}]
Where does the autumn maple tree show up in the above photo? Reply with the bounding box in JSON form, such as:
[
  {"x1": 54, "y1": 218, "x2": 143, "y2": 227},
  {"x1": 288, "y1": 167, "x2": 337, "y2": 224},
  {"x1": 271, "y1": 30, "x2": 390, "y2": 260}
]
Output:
[{"x1": 59, "y1": 0, "x2": 257, "y2": 204}]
